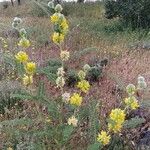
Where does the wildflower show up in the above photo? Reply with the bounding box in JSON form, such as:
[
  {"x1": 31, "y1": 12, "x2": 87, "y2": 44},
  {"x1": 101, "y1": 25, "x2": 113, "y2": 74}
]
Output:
[
  {"x1": 62, "y1": 92, "x2": 70, "y2": 103},
  {"x1": 57, "y1": 67, "x2": 65, "y2": 77},
  {"x1": 20, "y1": 28, "x2": 27, "y2": 38},
  {"x1": 18, "y1": 38, "x2": 30, "y2": 48},
  {"x1": 60, "y1": 18, "x2": 69, "y2": 32},
  {"x1": 108, "y1": 122, "x2": 122, "y2": 133},
  {"x1": 126, "y1": 84, "x2": 136, "y2": 95},
  {"x1": 70, "y1": 93, "x2": 82, "y2": 106},
  {"x1": 124, "y1": 96, "x2": 139, "y2": 110},
  {"x1": 52, "y1": 32, "x2": 64, "y2": 44},
  {"x1": 13, "y1": 17, "x2": 22, "y2": 24},
  {"x1": 55, "y1": 4, "x2": 63, "y2": 13},
  {"x1": 15, "y1": 51, "x2": 29, "y2": 63},
  {"x1": 83, "y1": 64, "x2": 91, "y2": 72},
  {"x1": 51, "y1": 13, "x2": 60, "y2": 23},
  {"x1": 138, "y1": 76, "x2": 145, "y2": 82},
  {"x1": 25, "y1": 62, "x2": 36, "y2": 75},
  {"x1": 7, "y1": 147, "x2": 13, "y2": 150},
  {"x1": 97, "y1": 130, "x2": 111, "y2": 146},
  {"x1": 48, "y1": 1, "x2": 54, "y2": 9},
  {"x1": 56, "y1": 76, "x2": 65, "y2": 87},
  {"x1": 77, "y1": 80, "x2": 90, "y2": 93},
  {"x1": 45, "y1": 117, "x2": 51, "y2": 123},
  {"x1": 108, "y1": 108, "x2": 126, "y2": 133},
  {"x1": 109, "y1": 108, "x2": 126, "y2": 124},
  {"x1": 137, "y1": 80, "x2": 147, "y2": 90},
  {"x1": 78, "y1": 70, "x2": 86, "y2": 80},
  {"x1": 22, "y1": 75, "x2": 33, "y2": 86},
  {"x1": 60, "y1": 50, "x2": 70, "y2": 61},
  {"x1": 68, "y1": 116, "x2": 78, "y2": 127}
]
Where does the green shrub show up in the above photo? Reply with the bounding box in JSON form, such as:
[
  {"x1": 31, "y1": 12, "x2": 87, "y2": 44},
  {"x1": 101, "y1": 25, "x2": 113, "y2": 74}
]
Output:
[{"x1": 105, "y1": 0, "x2": 150, "y2": 29}]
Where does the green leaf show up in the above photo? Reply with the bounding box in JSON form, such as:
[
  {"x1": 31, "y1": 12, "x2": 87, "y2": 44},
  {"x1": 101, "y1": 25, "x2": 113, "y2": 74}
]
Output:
[
  {"x1": 63, "y1": 125, "x2": 74, "y2": 144},
  {"x1": 124, "y1": 117, "x2": 145, "y2": 129},
  {"x1": 87, "y1": 142, "x2": 101, "y2": 150}
]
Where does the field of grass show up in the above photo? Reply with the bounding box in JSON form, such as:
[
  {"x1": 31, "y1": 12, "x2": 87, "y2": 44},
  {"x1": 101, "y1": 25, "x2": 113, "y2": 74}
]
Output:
[{"x1": 0, "y1": 0, "x2": 150, "y2": 150}]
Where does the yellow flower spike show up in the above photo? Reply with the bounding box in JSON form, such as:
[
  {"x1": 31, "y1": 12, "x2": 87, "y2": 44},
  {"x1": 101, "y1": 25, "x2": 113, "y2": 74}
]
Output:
[
  {"x1": 18, "y1": 38, "x2": 30, "y2": 48},
  {"x1": 124, "y1": 96, "x2": 139, "y2": 110},
  {"x1": 70, "y1": 93, "x2": 82, "y2": 107},
  {"x1": 50, "y1": 13, "x2": 60, "y2": 23},
  {"x1": 108, "y1": 122, "x2": 122, "y2": 133},
  {"x1": 77, "y1": 80, "x2": 90, "y2": 93},
  {"x1": 109, "y1": 108, "x2": 126, "y2": 124},
  {"x1": 60, "y1": 18, "x2": 69, "y2": 32},
  {"x1": 15, "y1": 51, "x2": 29, "y2": 63},
  {"x1": 22, "y1": 75, "x2": 33, "y2": 86},
  {"x1": 97, "y1": 130, "x2": 111, "y2": 146},
  {"x1": 52, "y1": 32, "x2": 64, "y2": 44},
  {"x1": 25, "y1": 62, "x2": 36, "y2": 75}
]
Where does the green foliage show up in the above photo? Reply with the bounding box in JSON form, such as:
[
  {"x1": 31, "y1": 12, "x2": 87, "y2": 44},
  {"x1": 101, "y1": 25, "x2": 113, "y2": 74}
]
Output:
[
  {"x1": 105, "y1": 0, "x2": 150, "y2": 29},
  {"x1": 124, "y1": 117, "x2": 145, "y2": 129},
  {"x1": 87, "y1": 66, "x2": 102, "y2": 82},
  {"x1": 29, "y1": 0, "x2": 51, "y2": 17},
  {"x1": 37, "y1": 59, "x2": 62, "y2": 83},
  {"x1": 66, "y1": 70, "x2": 79, "y2": 87},
  {"x1": 0, "y1": 80, "x2": 22, "y2": 114}
]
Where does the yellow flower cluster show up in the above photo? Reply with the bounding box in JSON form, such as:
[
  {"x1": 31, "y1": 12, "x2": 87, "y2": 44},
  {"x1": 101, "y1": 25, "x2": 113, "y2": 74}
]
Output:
[
  {"x1": 18, "y1": 37, "x2": 30, "y2": 48},
  {"x1": 15, "y1": 51, "x2": 28, "y2": 63},
  {"x1": 108, "y1": 108, "x2": 126, "y2": 133},
  {"x1": 25, "y1": 62, "x2": 36, "y2": 75},
  {"x1": 77, "y1": 80, "x2": 90, "y2": 93},
  {"x1": 97, "y1": 131, "x2": 111, "y2": 146},
  {"x1": 50, "y1": 4, "x2": 68, "y2": 44},
  {"x1": 77, "y1": 70, "x2": 90, "y2": 93},
  {"x1": 52, "y1": 32, "x2": 64, "y2": 44},
  {"x1": 124, "y1": 96, "x2": 139, "y2": 110},
  {"x1": 70, "y1": 93, "x2": 82, "y2": 107},
  {"x1": 51, "y1": 13, "x2": 60, "y2": 23}
]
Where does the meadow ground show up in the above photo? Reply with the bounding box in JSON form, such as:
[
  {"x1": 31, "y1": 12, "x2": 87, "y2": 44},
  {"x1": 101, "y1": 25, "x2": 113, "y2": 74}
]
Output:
[{"x1": 0, "y1": 1, "x2": 150, "y2": 149}]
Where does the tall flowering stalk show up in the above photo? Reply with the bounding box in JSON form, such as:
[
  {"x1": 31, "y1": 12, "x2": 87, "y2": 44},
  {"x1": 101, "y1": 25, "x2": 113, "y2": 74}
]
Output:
[{"x1": 14, "y1": 17, "x2": 36, "y2": 87}]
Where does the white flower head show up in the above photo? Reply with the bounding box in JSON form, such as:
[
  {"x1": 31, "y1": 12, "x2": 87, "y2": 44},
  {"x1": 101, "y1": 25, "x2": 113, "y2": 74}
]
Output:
[
  {"x1": 138, "y1": 76, "x2": 145, "y2": 82},
  {"x1": 56, "y1": 76, "x2": 65, "y2": 87},
  {"x1": 62, "y1": 92, "x2": 70, "y2": 103},
  {"x1": 57, "y1": 67, "x2": 65, "y2": 77},
  {"x1": 68, "y1": 116, "x2": 78, "y2": 127},
  {"x1": 13, "y1": 17, "x2": 22, "y2": 24}
]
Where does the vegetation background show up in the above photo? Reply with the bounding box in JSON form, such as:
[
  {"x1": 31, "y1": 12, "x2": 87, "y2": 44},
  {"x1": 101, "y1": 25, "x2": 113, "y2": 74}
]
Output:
[{"x1": 0, "y1": 0, "x2": 150, "y2": 149}]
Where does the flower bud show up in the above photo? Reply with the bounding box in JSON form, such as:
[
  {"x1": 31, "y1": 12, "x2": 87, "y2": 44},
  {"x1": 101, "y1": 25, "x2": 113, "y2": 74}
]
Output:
[
  {"x1": 48, "y1": 1, "x2": 54, "y2": 9},
  {"x1": 137, "y1": 80, "x2": 147, "y2": 90},
  {"x1": 83, "y1": 64, "x2": 91, "y2": 72},
  {"x1": 20, "y1": 28, "x2": 27, "y2": 38},
  {"x1": 62, "y1": 92, "x2": 70, "y2": 103},
  {"x1": 78, "y1": 70, "x2": 86, "y2": 80},
  {"x1": 138, "y1": 76, "x2": 145, "y2": 82},
  {"x1": 55, "y1": 4, "x2": 63, "y2": 13},
  {"x1": 126, "y1": 84, "x2": 136, "y2": 95}
]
